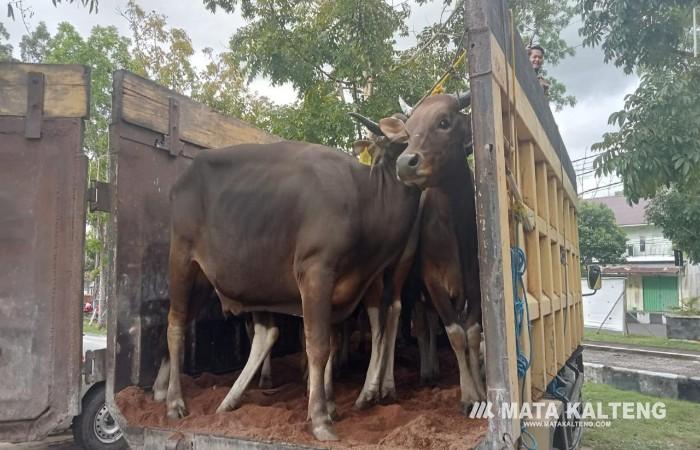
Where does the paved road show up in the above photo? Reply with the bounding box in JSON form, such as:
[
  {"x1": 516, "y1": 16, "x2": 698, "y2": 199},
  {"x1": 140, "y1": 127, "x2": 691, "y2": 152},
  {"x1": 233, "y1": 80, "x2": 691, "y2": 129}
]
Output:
[{"x1": 585, "y1": 347, "x2": 700, "y2": 377}]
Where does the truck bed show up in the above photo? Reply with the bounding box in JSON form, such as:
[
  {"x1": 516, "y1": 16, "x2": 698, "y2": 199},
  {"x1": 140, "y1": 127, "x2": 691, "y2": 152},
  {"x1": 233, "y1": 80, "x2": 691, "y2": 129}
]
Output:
[{"x1": 115, "y1": 349, "x2": 487, "y2": 449}]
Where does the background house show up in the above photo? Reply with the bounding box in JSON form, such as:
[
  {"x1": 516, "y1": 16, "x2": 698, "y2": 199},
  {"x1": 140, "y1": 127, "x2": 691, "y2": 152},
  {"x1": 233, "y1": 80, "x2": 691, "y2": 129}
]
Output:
[{"x1": 587, "y1": 195, "x2": 700, "y2": 312}]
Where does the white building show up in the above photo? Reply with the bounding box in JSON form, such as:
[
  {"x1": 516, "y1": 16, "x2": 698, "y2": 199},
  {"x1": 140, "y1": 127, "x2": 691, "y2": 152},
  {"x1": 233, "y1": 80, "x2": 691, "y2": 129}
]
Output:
[{"x1": 587, "y1": 195, "x2": 700, "y2": 312}]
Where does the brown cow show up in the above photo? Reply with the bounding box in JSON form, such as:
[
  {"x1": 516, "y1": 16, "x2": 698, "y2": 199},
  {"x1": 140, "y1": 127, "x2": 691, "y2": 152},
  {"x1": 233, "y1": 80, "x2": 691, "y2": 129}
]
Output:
[
  {"x1": 158, "y1": 139, "x2": 421, "y2": 441},
  {"x1": 382, "y1": 93, "x2": 487, "y2": 411}
]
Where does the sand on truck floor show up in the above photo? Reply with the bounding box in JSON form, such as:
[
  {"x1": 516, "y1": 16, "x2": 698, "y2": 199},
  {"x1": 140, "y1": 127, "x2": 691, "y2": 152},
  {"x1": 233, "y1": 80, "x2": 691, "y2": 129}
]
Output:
[{"x1": 115, "y1": 348, "x2": 487, "y2": 449}]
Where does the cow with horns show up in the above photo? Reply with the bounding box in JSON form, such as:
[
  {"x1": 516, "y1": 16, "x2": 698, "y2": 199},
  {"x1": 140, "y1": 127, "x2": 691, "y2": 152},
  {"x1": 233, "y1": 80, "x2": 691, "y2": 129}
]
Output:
[
  {"x1": 155, "y1": 91, "x2": 476, "y2": 442},
  {"x1": 155, "y1": 117, "x2": 423, "y2": 442},
  {"x1": 351, "y1": 92, "x2": 486, "y2": 412}
]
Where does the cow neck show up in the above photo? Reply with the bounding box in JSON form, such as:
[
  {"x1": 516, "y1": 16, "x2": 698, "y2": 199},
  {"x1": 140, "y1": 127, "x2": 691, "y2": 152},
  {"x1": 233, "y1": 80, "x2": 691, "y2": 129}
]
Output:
[
  {"x1": 433, "y1": 156, "x2": 476, "y2": 271},
  {"x1": 368, "y1": 159, "x2": 421, "y2": 222}
]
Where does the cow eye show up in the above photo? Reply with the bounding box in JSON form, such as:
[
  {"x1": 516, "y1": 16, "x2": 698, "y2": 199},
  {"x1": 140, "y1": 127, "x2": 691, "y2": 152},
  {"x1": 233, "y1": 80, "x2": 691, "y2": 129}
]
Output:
[{"x1": 438, "y1": 119, "x2": 450, "y2": 129}]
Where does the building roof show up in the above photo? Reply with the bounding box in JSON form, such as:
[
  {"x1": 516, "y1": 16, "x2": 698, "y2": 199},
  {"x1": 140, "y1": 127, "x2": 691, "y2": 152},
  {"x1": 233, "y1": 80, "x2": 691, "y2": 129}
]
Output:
[{"x1": 586, "y1": 195, "x2": 650, "y2": 226}]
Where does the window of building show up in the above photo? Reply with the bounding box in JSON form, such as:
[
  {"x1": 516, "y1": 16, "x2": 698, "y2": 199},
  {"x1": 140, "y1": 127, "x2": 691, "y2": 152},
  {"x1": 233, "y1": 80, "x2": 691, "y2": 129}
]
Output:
[{"x1": 640, "y1": 236, "x2": 646, "y2": 253}]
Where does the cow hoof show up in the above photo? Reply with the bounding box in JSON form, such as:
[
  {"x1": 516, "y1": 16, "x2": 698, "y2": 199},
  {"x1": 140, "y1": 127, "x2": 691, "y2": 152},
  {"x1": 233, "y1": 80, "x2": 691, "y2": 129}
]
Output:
[
  {"x1": 327, "y1": 403, "x2": 339, "y2": 422},
  {"x1": 380, "y1": 387, "x2": 396, "y2": 403},
  {"x1": 167, "y1": 400, "x2": 188, "y2": 419},
  {"x1": 215, "y1": 398, "x2": 241, "y2": 414},
  {"x1": 353, "y1": 390, "x2": 378, "y2": 410},
  {"x1": 311, "y1": 423, "x2": 339, "y2": 441},
  {"x1": 259, "y1": 376, "x2": 273, "y2": 389}
]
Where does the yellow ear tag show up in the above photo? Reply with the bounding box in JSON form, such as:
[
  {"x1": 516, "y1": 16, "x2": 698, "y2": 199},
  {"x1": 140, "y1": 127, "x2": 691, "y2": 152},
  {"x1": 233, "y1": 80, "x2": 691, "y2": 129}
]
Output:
[{"x1": 359, "y1": 145, "x2": 373, "y2": 166}]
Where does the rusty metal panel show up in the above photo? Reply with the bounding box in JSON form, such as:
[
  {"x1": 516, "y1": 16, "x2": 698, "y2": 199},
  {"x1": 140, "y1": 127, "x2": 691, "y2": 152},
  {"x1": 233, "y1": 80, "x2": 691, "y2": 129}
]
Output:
[
  {"x1": 105, "y1": 71, "x2": 297, "y2": 448},
  {"x1": 106, "y1": 71, "x2": 278, "y2": 396},
  {"x1": 107, "y1": 119, "x2": 198, "y2": 392},
  {"x1": 0, "y1": 117, "x2": 87, "y2": 442}
]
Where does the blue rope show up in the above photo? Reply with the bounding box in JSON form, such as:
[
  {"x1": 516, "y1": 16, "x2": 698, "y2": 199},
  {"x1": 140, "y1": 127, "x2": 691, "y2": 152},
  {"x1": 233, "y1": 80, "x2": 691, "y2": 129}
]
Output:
[
  {"x1": 511, "y1": 247, "x2": 532, "y2": 378},
  {"x1": 511, "y1": 247, "x2": 537, "y2": 450}
]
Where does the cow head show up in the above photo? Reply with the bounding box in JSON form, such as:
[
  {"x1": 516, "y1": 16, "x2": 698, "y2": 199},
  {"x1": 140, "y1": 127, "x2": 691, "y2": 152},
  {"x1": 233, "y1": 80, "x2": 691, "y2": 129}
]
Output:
[
  {"x1": 380, "y1": 93, "x2": 472, "y2": 189},
  {"x1": 349, "y1": 112, "x2": 409, "y2": 167}
]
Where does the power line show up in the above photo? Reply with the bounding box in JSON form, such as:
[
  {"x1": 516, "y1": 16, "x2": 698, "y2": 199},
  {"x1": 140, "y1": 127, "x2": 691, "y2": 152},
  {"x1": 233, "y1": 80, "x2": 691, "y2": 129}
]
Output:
[
  {"x1": 571, "y1": 154, "x2": 597, "y2": 164},
  {"x1": 578, "y1": 182, "x2": 623, "y2": 196}
]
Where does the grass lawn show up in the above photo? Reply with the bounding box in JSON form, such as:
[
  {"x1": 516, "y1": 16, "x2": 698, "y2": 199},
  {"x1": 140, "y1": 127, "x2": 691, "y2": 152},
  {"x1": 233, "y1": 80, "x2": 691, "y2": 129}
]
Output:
[
  {"x1": 83, "y1": 317, "x2": 107, "y2": 335},
  {"x1": 582, "y1": 383, "x2": 700, "y2": 450},
  {"x1": 584, "y1": 329, "x2": 700, "y2": 353}
]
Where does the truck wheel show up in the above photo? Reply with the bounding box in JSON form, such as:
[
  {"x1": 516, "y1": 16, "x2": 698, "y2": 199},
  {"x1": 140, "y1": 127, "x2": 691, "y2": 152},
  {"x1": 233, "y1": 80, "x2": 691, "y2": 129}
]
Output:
[{"x1": 73, "y1": 383, "x2": 126, "y2": 449}]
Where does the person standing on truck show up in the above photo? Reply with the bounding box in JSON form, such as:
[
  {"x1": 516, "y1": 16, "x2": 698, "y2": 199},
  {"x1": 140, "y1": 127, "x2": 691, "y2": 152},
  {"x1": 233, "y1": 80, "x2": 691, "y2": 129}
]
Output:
[{"x1": 527, "y1": 44, "x2": 550, "y2": 98}]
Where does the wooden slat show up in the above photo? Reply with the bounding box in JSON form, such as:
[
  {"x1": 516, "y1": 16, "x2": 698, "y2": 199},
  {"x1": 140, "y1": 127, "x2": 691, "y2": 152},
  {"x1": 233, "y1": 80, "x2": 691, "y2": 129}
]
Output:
[
  {"x1": 540, "y1": 236, "x2": 553, "y2": 299},
  {"x1": 0, "y1": 63, "x2": 89, "y2": 118},
  {"x1": 489, "y1": 34, "x2": 578, "y2": 206},
  {"x1": 543, "y1": 298, "x2": 558, "y2": 381},
  {"x1": 551, "y1": 241, "x2": 561, "y2": 295},
  {"x1": 535, "y1": 162, "x2": 549, "y2": 223},
  {"x1": 115, "y1": 71, "x2": 280, "y2": 150},
  {"x1": 548, "y1": 177, "x2": 559, "y2": 230},
  {"x1": 520, "y1": 141, "x2": 538, "y2": 213}
]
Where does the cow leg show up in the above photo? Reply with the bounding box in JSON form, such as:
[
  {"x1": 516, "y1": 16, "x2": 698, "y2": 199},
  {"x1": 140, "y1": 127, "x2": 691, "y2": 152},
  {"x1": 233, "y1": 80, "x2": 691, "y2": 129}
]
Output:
[
  {"x1": 153, "y1": 356, "x2": 170, "y2": 401},
  {"x1": 244, "y1": 315, "x2": 273, "y2": 389},
  {"x1": 334, "y1": 319, "x2": 351, "y2": 372},
  {"x1": 299, "y1": 266, "x2": 337, "y2": 441},
  {"x1": 378, "y1": 296, "x2": 401, "y2": 402},
  {"x1": 427, "y1": 306, "x2": 441, "y2": 382},
  {"x1": 380, "y1": 251, "x2": 416, "y2": 402},
  {"x1": 259, "y1": 353, "x2": 273, "y2": 389},
  {"x1": 467, "y1": 321, "x2": 486, "y2": 401},
  {"x1": 354, "y1": 277, "x2": 384, "y2": 410},
  {"x1": 426, "y1": 283, "x2": 480, "y2": 413},
  {"x1": 165, "y1": 241, "x2": 199, "y2": 419},
  {"x1": 324, "y1": 326, "x2": 340, "y2": 421},
  {"x1": 413, "y1": 300, "x2": 431, "y2": 385},
  {"x1": 217, "y1": 312, "x2": 279, "y2": 412},
  {"x1": 415, "y1": 301, "x2": 440, "y2": 386}
]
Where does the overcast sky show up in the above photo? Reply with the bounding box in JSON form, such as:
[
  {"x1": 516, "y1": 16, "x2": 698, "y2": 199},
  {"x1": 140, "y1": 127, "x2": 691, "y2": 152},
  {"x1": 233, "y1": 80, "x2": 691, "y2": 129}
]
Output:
[{"x1": 3, "y1": 0, "x2": 637, "y2": 196}]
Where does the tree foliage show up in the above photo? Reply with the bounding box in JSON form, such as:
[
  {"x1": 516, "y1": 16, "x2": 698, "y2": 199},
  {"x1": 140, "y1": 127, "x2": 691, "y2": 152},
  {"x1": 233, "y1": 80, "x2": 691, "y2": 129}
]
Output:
[
  {"x1": 201, "y1": 0, "x2": 576, "y2": 147},
  {"x1": 580, "y1": 0, "x2": 700, "y2": 261},
  {"x1": 646, "y1": 186, "x2": 700, "y2": 264},
  {"x1": 581, "y1": 0, "x2": 700, "y2": 201},
  {"x1": 578, "y1": 201, "x2": 628, "y2": 267},
  {"x1": 578, "y1": 0, "x2": 697, "y2": 75},
  {"x1": 0, "y1": 21, "x2": 11, "y2": 59}
]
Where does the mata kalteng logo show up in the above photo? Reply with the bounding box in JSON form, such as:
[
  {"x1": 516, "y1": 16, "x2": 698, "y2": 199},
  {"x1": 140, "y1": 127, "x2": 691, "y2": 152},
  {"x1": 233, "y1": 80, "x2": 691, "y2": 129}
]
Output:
[{"x1": 469, "y1": 401, "x2": 666, "y2": 421}]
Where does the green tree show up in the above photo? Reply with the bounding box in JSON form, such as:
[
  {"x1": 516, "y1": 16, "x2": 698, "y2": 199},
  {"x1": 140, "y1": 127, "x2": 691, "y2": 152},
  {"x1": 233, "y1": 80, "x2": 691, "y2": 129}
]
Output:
[
  {"x1": 578, "y1": 201, "x2": 628, "y2": 267},
  {"x1": 414, "y1": 0, "x2": 577, "y2": 109},
  {"x1": 19, "y1": 21, "x2": 50, "y2": 62},
  {"x1": 203, "y1": 0, "x2": 577, "y2": 147},
  {"x1": 646, "y1": 186, "x2": 700, "y2": 264},
  {"x1": 0, "y1": 22, "x2": 12, "y2": 60},
  {"x1": 122, "y1": 0, "x2": 199, "y2": 94},
  {"x1": 580, "y1": 0, "x2": 700, "y2": 261},
  {"x1": 581, "y1": 0, "x2": 700, "y2": 201},
  {"x1": 20, "y1": 20, "x2": 133, "y2": 325}
]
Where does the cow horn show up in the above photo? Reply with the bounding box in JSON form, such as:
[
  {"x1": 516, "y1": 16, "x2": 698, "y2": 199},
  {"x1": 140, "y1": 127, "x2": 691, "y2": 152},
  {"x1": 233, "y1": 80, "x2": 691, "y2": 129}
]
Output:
[
  {"x1": 456, "y1": 91, "x2": 471, "y2": 110},
  {"x1": 349, "y1": 112, "x2": 383, "y2": 136},
  {"x1": 398, "y1": 96, "x2": 413, "y2": 116}
]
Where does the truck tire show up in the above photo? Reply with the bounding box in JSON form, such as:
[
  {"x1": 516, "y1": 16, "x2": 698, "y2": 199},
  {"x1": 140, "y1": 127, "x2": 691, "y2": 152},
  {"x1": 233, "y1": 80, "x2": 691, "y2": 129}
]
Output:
[{"x1": 72, "y1": 383, "x2": 126, "y2": 450}]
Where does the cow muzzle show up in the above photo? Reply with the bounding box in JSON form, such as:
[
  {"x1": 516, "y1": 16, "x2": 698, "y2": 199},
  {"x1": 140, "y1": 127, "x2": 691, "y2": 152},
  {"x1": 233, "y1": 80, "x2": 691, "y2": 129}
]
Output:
[{"x1": 396, "y1": 152, "x2": 425, "y2": 184}]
